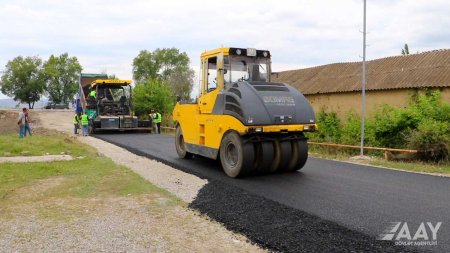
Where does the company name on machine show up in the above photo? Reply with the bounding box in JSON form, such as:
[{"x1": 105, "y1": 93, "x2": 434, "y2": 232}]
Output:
[{"x1": 262, "y1": 96, "x2": 295, "y2": 106}]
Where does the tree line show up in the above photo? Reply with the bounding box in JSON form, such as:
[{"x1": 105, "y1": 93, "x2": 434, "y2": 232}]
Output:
[
  {"x1": 0, "y1": 47, "x2": 194, "y2": 113},
  {"x1": 0, "y1": 53, "x2": 82, "y2": 108}
]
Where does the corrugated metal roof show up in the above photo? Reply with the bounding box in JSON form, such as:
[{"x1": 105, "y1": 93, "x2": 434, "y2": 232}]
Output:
[{"x1": 271, "y1": 49, "x2": 450, "y2": 95}]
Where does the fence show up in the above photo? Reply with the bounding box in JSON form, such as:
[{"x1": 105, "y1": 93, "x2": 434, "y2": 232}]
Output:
[
  {"x1": 160, "y1": 126, "x2": 176, "y2": 133},
  {"x1": 158, "y1": 127, "x2": 418, "y2": 160},
  {"x1": 308, "y1": 142, "x2": 417, "y2": 159}
]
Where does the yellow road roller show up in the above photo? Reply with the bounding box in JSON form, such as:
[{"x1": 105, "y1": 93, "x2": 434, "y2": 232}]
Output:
[{"x1": 172, "y1": 47, "x2": 316, "y2": 177}]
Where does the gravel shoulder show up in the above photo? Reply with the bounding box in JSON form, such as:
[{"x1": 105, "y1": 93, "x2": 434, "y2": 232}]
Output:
[
  {"x1": 0, "y1": 110, "x2": 265, "y2": 252},
  {"x1": 33, "y1": 110, "x2": 207, "y2": 203}
]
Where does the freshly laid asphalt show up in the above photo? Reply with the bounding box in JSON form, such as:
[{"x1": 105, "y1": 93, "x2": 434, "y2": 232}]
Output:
[{"x1": 95, "y1": 132, "x2": 449, "y2": 252}]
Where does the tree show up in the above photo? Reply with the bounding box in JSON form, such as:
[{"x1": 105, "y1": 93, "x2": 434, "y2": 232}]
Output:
[
  {"x1": 132, "y1": 50, "x2": 160, "y2": 83},
  {"x1": 167, "y1": 66, "x2": 195, "y2": 100},
  {"x1": 154, "y1": 48, "x2": 190, "y2": 80},
  {"x1": 132, "y1": 48, "x2": 194, "y2": 99},
  {"x1": 132, "y1": 78, "x2": 175, "y2": 116},
  {"x1": 43, "y1": 53, "x2": 82, "y2": 104},
  {"x1": 402, "y1": 44, "x2": 410, "y2": 55},
  {"x1": 0, "y1": 56, "x2": 46, "y2": 109}
]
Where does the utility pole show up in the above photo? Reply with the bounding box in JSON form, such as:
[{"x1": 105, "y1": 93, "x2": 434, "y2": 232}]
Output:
[{"x1": 360, "y1": 0, "x2": 367, "y2": 156}]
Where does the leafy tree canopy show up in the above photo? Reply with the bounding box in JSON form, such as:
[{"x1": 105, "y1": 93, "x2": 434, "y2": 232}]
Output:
[
  {"x1": 43, "y1": 53, "x2": 82, "y2": 104},
  {"x1": 0, "y1": 56, "x2": 46, "y2": 108},
  {"x1": 132, "y1": 78, "x2": 175, "y2": 116},
  {"x1": 132, "y1": 48, "x2": 194, "y2": 99}
]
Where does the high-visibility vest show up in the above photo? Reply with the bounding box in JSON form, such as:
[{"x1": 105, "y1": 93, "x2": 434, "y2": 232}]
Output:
[
  {"x1": 90, "y1": 90, "x2": 96, "y2": 98},
  {"x1": 73, "y1": 114, "x2": 79, "y2": 124},
  {"x1": 154, "y1": 112, "x2": 162, "y2": 123},
  {"x1": 81, "y1": 114, "x2": 89, "y2": 126}
]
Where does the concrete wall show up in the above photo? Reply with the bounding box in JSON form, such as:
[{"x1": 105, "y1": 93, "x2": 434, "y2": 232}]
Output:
[{"x1": 305, "y1": 88, "x2": 450, "y2": 119}]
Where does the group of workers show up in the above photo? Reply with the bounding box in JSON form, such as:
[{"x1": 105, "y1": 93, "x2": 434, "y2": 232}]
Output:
[
  {"x1": 72, "y1": 109, "x2": 162, "y2": 135},
  {"x1": 73, "y1": 112, "x2": 89, "y2": 136}
]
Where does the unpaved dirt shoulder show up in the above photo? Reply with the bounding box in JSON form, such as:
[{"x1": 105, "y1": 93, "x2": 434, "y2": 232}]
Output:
[
  {"x1": 78, "y1": 136, "x2": 207, "y2": 203},
  {"x1": 1, "y1": 184, "x2": 262, "y2": 253},
  {"x1": 33, "y1": 110, "x2": 207, "y2": 203}
]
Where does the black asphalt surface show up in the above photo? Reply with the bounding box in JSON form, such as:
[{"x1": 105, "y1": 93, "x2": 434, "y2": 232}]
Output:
[{"x1": 95, "y1": 133, "x2": 449, "y2": 252}]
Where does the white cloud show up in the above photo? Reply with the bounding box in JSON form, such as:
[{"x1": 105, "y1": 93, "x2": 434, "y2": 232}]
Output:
[{"x1": 1, "y1": 0, "x2": 450, "y2": 99}]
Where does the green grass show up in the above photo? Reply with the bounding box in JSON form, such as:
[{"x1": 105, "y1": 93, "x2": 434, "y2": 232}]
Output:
[
  {"x1": 0, "y1": 133, "x2": 180, "y2": 209},
  {"x1": 309, "y1": 145, "x2": 450, "y2": 175},
  {"x1": 0, "y1": 134, "x2": 86, "y2": 157},
  {"x1": 367, "y1": 160, "x2": 450, "y2": 174}
]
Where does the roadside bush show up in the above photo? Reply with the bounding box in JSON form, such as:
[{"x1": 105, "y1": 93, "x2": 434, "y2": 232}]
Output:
[
  {"x1": 339, "y1": 112, "x2": 361, "y2": 145},
  {"x1": 370, "y1": 105, "x2": 414, "y2": 148},
  {"x1": 309, "y1": 110, "x2": 341, "y2": 143},
  {"x1": 408, "y1": 90, "x2": 448, "y2": 122},
  {"x1": 409, "y1": 120, "x2": 450, "y2": 162},
  {"x1": 310, "y1": 90, "x2": 450, "y2": 162},
  {"x1": 338, "y1": 112, "x2": 377, "y2": 147},
  {"x1": 405, "y1": 91, "x2": 450, "y2": 162}
]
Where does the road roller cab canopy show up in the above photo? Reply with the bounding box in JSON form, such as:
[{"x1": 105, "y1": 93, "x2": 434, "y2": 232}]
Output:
[
  {"x1": 89, "y1": 80, "x2": 133, "y2": 108},
  {"x1": 200, "y1": 47, "x2": 272, "y2": 96}
]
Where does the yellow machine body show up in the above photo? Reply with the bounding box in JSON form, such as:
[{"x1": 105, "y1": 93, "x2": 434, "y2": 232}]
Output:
[
  {"x1": 173, "y1": 105, "x2": 314, "y2": 158},
  {"x1": 173, "y1": 47, "x2": 316, "y2": 176}
]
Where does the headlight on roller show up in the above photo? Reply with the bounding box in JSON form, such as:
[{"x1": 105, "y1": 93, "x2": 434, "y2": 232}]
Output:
[{"x1": 303, "y1": 125, "x2": 316, "y2": 132}]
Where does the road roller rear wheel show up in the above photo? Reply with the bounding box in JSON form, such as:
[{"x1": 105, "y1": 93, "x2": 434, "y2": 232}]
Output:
[
  {"x1": 270, "y1": 141, "x2": 281, "y2": 173},
  {"x1": 220, "y1": 131, "x2": 254, "y2": 177},
  {"x1": 272, "y1": 140, "x2": 292, "y2": 172},
  {"x1": 287, "y1": 139, "x2": 308, "y2": 172},
  {"x1": 175, "y1": 125, "x2": 193, "y2": 159},
  {"x1": 254, "y1": 142, "x2": 275, "y2": 174}
]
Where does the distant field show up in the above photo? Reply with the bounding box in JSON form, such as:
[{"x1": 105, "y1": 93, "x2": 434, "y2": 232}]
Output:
[{"x1": 0, "y1": 98, "x2": 49, "y2": 109}]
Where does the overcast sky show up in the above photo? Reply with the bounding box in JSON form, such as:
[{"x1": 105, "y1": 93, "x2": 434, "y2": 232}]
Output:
[{"x1": 1, "y1": 0, "x2": 449, "y2": 99}]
